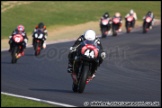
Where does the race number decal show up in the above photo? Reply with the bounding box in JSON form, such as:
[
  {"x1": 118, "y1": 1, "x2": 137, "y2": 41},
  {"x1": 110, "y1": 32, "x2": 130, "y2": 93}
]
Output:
[
  {"x1": 84, "y1": 49, "x2": 95, "y2": 58},
  {"x1": 13, "y1": 34, "x2": 23, "y2": 43}
]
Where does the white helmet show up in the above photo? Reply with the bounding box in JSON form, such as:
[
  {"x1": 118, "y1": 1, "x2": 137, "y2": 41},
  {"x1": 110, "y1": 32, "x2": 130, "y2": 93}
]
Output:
[
  {"x1": 130, "y1": 9, "x2": 134, "y2": 14},
  {"x1": 84, "y1": 30, "x2": 96, "y2": 41},
  {"x1": 115, "y1": 12, "x2": 120, "y2": 17}
]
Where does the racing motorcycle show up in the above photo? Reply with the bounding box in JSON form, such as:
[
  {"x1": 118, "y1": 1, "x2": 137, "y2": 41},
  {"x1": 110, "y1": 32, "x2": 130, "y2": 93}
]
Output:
[
  {"x1": 33, "y1": 29, "x2": 45, "y2": 56},
  {"x1": 112, "y1": 17, "x2": 121, "y2": 36},
  {"x1": 143, "y1": 16, "x2": 152, "y2": 33},
  {"x1": 71, "y1": 40, "x2": 99, "y2": 93},
  {"x1": 11, "y1": 34, "x2": 24, "y2": 63},
  {"x1": 100, "y1": 18, "x2": 112, "y2": 38},
  {"x1": 125, "y1": 15, "x2": 134, "y2": 33}
]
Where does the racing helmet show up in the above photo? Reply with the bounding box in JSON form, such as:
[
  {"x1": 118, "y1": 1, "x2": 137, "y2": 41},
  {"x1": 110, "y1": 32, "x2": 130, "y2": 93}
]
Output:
[
  {"x1": 17, "y1": 25, "x2": 25, "y2": 33},
  {"x1": 103, "y1": 12, "x2": 109, "y2": 18},
  {"x1": 115, "y1": 12, "x2": 120, "y2": 17},
  {"x1": 84, "y1": 30, "x2": 96, "y2": 41},
  {"x1": 130, "y1": 9, "x2": 134, "y2": 15},
  {"x1": 147, "y1": 11, "x2": 152, "y2": 16},
  {"x1": 38, "y1": 22, "x2": 44, "y2": 29}
]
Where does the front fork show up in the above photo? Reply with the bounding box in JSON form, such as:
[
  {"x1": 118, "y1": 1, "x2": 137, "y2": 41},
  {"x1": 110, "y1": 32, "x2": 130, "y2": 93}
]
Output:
[
  {"x1": 71, "y1": 58, "x2": 80, "y2": 84},
  {"x1": 71, "y1": 59, "x2": 92, "y2": 84}
]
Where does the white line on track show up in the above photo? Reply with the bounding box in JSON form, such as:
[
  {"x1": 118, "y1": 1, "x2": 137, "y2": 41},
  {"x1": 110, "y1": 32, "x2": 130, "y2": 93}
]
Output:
[{"x1": 1, "y1": 92, "x2": 76, "y2": 107}]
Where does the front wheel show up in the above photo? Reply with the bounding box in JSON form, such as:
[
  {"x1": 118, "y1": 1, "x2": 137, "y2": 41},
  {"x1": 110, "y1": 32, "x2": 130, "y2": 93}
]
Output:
[
  {"x1": 143, "y1": 22, "x2": 148, "y2": 33},
  {"x1": 72, "y1": 82, "x2": 78, "y2": 92},
  {"x1": 126, "y1": 26, "x2": 131, "y2": 33},
  {"x1": 126, "y1": 21, "x2": 132, "y2": 33},
  {"x1": 78, "y1": 65, "x2": 89, "y2": 93},
  {"x1": 101, "y1": 27, "x2": 107, "y2": 38},
  {"x1": 34, "y1": 42, "x2": 41, "y2": 56},
  {"x1": 11, "y1": 46, "x2": 18, "y2": 63},
  {"x1": 112, "y1": 25, "x2": 117, "y2": 36}
]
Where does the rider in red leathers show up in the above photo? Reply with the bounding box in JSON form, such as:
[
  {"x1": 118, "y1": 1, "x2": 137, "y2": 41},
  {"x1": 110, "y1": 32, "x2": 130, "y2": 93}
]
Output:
[
  {"x1": 112, "y1": 12, "x2": 122, "y2": 32},
  {"x1": 8, "y1": 25, "x2": 28, "y2": 56}
]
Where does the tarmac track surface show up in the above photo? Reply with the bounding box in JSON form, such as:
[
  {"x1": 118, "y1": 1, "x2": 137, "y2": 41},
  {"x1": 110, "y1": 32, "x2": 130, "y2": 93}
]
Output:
[{"x1": 1, "y1": 25, "x2": 161, "y2": 107}]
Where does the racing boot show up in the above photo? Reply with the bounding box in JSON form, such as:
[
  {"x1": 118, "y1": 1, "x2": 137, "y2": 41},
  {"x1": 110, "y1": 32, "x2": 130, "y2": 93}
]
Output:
[
  {"x1": 149, "y1": 25, "x2": 152, "y2": 29},
  {"x1": 86, "y1": 72, "x2": 96, "y2": 84},
  {"x1": 20, "y1": 47, "x2": 25, "y2": 56},
  {"x1": 16, "y1": 48, "x2": 24, "y2": 59}
]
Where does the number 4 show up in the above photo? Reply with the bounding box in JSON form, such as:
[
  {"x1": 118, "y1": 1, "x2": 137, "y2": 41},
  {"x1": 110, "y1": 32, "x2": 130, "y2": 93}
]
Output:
[{"x1": 84, "y1": 49, "x2": 94, "y2": 58}]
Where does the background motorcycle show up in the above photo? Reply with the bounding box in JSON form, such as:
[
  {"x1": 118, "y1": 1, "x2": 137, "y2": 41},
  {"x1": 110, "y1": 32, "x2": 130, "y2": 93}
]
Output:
[
  {"x1": 71, "y1": 40, "x2": 99, "y2": 93},
  {"x1": 11, "y1": 34, "x2": 24, "y2": 63},
  {"x1": 33, "y1": 29, "x2": 45, "y2": 56},
  {"x1": 143, "y1": 16, "x2": 152, "y2": 33},
  {"x1": 112, "y1": 17, "x2": 120, "y2": 36},
  {"x1": 125, "y1": 16, "x2": 134, "y2": 33},
  {"x1": 100, "y1": 19, "x2": 112, "y2": 38}
]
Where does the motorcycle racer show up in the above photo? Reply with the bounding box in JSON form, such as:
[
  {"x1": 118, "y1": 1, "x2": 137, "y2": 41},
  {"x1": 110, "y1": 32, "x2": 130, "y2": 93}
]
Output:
[
  {"x1": 67, "y1": 30, "x2": 106, "y2": 80},
  {"x1": 100, "y1": 12, "x2": 112, "y2": 24},
  {"x1": 125, "y1": 9, "x2": 137, "y2": 28},
  {"x1": 112, "y1": 12, "x2": 122, "y2": 32},
  {"x1": 32, "y1": 22, "x2": 48, "y2": 49},
  {"x1": 143, "y1": 11, "x2": 154, "y2": 29},
  {"x1": 100, "y1": 12, "x2": 112, "y2": 36},
  {"x1": 8, "y1": 25, "x2": 28, "y2": 56}
]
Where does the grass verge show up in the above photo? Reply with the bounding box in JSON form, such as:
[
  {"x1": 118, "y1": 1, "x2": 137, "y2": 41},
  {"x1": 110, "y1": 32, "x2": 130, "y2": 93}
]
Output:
[
  {"x1": 2, "y1": 1, "x2": 161, "y2": 39},
  {"x1": 1, "y1": 94, "x2": 56, "y2": 107}
]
